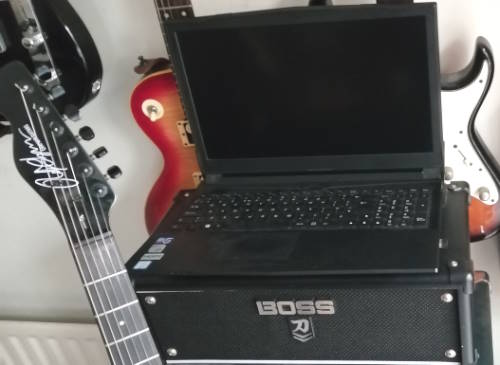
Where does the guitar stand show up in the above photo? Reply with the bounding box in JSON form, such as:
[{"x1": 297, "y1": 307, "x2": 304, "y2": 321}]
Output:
[{"x1": 474, "y1": 271, "x2": 494, "y2": 365}]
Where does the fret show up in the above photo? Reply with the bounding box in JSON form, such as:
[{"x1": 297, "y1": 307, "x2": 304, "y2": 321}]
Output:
[
  {"x1": 108, "y1": 335, "x2": 162, "y2": 365},
  {"x1": 155, "y1": 0, "x2": 193, "y2": 23},
  {"x1": 105, "y1": 328, "x2": 151, "y2": 348},
  {"x1": 165, "y1": 0, "x2": 192, "y2": 8},
  {"x1": 157, "y1": 4, "x2": 192, "y2": 10},
  {"x1": 98, "y1": 303, "x2": 152, "y2": 357},
  {"x1": 86, "y1": 273, "x2": 137, "y2": 314},
  {"x1": 84, "y1": 269, "x2": 127, "y2": 287},
  {"x1": 97, "y1": 301, "x2": 148, "y2": 343},
  {"x1": 74, "y1": 232, "x2": 125, "y2": 283},
  {"x1": 105, "y1": 328, "x2": 161, "y2": 365},
  {"x1": 95, "y1": 299, "x2": 139, "y2": 318},
  {"x1": 170, "y1": 6, "x2": 194, "y2": 20},
  {"x1": 72, "y1": 232, "x2": 162, "y2": 364},
  {"x1": 135, "y1": 354, "x2": 161, "y2": 365}
]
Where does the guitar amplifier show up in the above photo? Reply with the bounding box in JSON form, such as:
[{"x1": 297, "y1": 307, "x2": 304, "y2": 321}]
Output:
[{"x1": 128, "y1": 185, "x2": 481, "y2": 365}]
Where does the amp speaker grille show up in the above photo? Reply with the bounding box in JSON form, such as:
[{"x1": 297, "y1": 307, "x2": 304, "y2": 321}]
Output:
[{"x1": 140, "y1": 287, "x2": 461, "y2": 363}]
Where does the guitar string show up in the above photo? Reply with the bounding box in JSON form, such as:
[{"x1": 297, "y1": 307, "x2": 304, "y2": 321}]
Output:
[
  {"x1": 35, "y1": 92, "x2": 158, "y2": 363},
  {"x1": 17, "y1": 81, "x2": 159, "y2": 364},
  {"x1": 14, "y1": 83, "x2": 119, "y2": 365},
  {"x1": 47, "y1": 126, "x2": 143, "y2": 364},
  {"x1": 153, "y1": 0, "x2": 165, "y2": 33},
  {"x1": 70, "y1": 156, "x2": 153, "y2": 361},
  {"x1": 96, "y1": 192, "x2": 161, "y2": 360},
  {"x1": 30, "y1": 102, "x2": 130, "y2": 364},
  {"x1": 50, "y1": 112, "x2": 153, "y2": 360}
]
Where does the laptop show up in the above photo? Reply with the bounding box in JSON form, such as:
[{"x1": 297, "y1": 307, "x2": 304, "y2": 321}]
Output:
[{"x1": 146, "y1": 3, "x2": 445, "y2": 276}]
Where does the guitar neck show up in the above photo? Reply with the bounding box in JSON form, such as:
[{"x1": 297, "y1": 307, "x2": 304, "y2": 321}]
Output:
[
  {"x1": 154, "y1": 0, "x2": 194, "y2": 43},
  {"x1": 72, "y1": 231, "x2": 162, "y2": 364},
  {"x1": 0, "y1": 60, "x2": 161, "y2": 365}
]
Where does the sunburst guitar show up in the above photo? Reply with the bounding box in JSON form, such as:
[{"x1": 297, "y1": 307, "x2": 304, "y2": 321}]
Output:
[
  {"x1": 131, "y1": 68, "x2": 201, "y2": 233},
  {"x1": 130, "y1": 0, "x2": 200, "y2": 233}
]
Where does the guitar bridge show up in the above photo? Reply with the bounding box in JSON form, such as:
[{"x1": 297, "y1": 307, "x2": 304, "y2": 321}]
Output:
[{"x1": 177, "y1": 120, "x2": 195, "y2": 147}]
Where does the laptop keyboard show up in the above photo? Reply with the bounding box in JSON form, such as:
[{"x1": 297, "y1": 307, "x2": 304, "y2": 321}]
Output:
[{"x1": 172, "y1": 185, "x2": 433, "y2": 232}]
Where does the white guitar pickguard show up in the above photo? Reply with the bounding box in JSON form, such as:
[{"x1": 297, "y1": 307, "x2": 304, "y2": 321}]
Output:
[{"x1": 442, "y1": 62, "x2": 498, "y2": 205}]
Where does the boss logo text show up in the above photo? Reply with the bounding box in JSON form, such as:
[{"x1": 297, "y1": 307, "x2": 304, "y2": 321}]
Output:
[{"x1": 256, "y1": 300, "x2": 335, "y2": 316}]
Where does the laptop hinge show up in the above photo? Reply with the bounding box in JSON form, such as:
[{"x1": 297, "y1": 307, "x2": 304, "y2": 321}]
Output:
[
  {"x1": 376, "y1": 0, "x2": 414, "y2": 4},
  {"x1": 422, "y1": 167, "x2": 443, "y2": 180},
  {"x1": 206, "y1": 174, "x2": 223, "y2": 184},
  {"x1": 205, "y1": 169, "x2": 442, "y2": 186}
]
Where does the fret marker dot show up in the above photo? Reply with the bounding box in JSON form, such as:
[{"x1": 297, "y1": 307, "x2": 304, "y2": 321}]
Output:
[
  {"x1": 119, "y1": 320, "x2": 125, "y2": 326},
  {"x1": 181, "y1": 10, "x2": 187, "y2": 16},
  {"x1": 164, "y1": 13, "x2": 170, "y2": 19}
]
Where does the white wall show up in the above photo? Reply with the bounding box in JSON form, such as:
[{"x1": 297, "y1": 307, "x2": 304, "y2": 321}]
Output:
[{"x1": 0, "y1": 0, "x2": 499, "y2": 359}]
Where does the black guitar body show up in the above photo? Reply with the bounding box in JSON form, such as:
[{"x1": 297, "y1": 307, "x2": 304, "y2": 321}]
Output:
[
  {"x1": 0, "y1": 0, "x2": 102, "y2": 113},
  {"x1": 32, "y1": 0, "x2": 102, "y2": 111},
  {"x1": 0, "y1": 2, "x2": 33, "y2": 70}
]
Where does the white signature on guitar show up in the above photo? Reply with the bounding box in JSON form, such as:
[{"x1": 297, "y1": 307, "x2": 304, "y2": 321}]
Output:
[{"x1": 18, "y1": 124, "x2": 79, "y2": 189}]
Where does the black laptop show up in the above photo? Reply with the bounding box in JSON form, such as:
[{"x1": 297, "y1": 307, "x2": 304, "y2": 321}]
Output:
[{"x1": 144, "y1": 3, "x2": 445, "y2": 276}]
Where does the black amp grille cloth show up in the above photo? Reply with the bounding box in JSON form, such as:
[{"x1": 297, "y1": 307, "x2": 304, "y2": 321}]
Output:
[{"x1": 141, "y1": 288, "x2": 461, "y2": 362}]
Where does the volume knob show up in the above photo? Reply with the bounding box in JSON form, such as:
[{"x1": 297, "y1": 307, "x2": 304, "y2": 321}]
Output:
[
  {"x1": 142, "y1": 99, "x2": 164, "y2": 122},
  {"x1": 477, "y1": 187, "x2": 491, "y2": 202}
]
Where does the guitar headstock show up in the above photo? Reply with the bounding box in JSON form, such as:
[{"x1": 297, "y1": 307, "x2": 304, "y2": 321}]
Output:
[{"x1": 0, "y1": 61, "x2": 114, "y2": 241}]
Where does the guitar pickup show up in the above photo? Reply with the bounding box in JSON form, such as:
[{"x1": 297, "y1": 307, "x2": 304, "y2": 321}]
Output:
[{"x1": 177, "y1": 120, "x2": 195, "y2": 147}]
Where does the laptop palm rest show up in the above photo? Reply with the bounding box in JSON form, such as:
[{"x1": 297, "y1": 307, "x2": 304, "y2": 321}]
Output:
[{"x1": 163, "y1": 230, "x2": 440, "y2": 276}]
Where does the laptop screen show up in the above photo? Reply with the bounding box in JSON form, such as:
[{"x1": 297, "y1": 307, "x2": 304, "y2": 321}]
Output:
[{"x1": 166, "y1": 5, "x2": 442, "y2": 174}]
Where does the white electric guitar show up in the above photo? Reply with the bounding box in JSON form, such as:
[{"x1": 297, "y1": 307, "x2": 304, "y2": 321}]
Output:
[{"x1": 442, "y1": 36, "x2": 500, "y2": 241}]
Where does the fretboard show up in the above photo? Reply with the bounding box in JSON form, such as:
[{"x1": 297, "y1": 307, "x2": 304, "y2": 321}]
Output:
[
  {"x1": 73, "y1": 232, "x2": 162, "y2": 365},
  {"x1": 154, "y1": 0, "x2": 194, "y2": 43}
]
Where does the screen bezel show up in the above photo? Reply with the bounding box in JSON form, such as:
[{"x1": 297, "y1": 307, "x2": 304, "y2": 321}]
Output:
[{"x1": 164, "y1": 4, "x2": 443, "y2": 176}]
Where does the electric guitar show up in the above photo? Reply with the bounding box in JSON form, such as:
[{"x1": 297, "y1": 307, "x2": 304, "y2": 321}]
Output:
[
  {"x1": 442, "y1": 37, "x2": 500, "y2": 241},
  {"x1": 1, "y1": 0, "x2": 103, "y2": 114},
  {"x1": 130, "y1": 0, "x2": 200, "y2": 234},
  {"x1": 131, "y1": 2, "x2": 500, "y2": 240},
  {"x1": 0, "y1": 61, "x2": 161, "y2": 365}
]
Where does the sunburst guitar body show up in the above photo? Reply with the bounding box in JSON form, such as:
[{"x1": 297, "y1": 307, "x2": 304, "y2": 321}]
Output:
[{"x1": 130, "y1": 70, "x2": 201, "y2": 233}]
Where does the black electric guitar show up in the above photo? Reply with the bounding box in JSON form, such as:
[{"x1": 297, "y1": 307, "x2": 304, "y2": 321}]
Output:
[
  {"x1": 0, "y1": 0, "x2": 102, "y2": 113},
  {"x1": 0, "y1": 61, "x2": 161, "y2": 365}
]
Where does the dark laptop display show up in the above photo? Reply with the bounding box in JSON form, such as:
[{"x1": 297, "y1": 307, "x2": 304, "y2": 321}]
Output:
[
  {"x1": 149, "y1": 4, "x2": 444, "y2": 276},
  {"x1": 178, "y1": 16, "x2": 434, "y2": 160}
]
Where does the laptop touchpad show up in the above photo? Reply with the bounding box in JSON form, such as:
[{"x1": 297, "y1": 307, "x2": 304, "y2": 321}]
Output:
[{"x1": 211, "y1": 232, "x2": 299, "y2": 261}]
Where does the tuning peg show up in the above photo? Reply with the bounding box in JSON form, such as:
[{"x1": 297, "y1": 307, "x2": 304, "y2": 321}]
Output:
[
  {"x1": 92, "y1": 146, "x2": 108, "y2": 159},
  {"x1": 64, "y1": 104, "x2": 80, "y2": 121},
  {"x1": 78, "y1": 126, "x2": 95, "y2": 141},
  {"x1": 106, "y1": 165, "x2": 122, "y2": 179}
]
